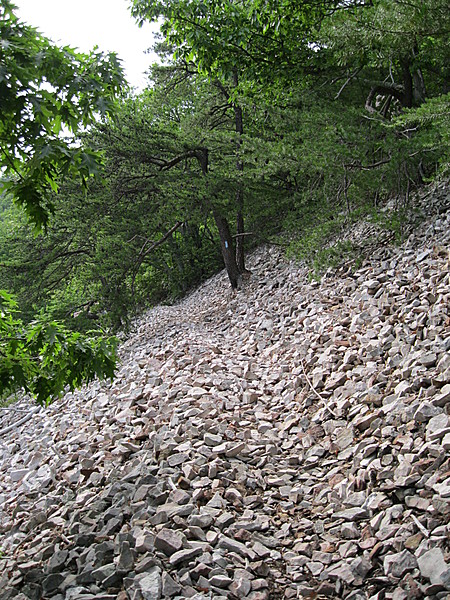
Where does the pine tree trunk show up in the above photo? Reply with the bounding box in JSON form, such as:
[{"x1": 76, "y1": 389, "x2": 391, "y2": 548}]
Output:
[
  {"x1": 401, "y1": 58, "x2": 413, "y2": 108},
  {"x1": 236, "y1": 204, "x2": 245, "y2": 273},
  {"x1": 213, "y1": 210, "x2": 241, "y2": 289},
  {"x1": 233, "y1": 71, "x2": 247, "y2": 275},
  {"x1": 413, "y1": 68, "x2": 426, "y2": 104},
  {"x1": 196, "y1": 134, "x2": 244, "y2": 290}
]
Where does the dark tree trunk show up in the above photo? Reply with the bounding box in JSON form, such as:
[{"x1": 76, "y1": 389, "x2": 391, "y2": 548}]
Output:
[
  {"x1": 413, "y1": 68, "x2": 426, "y2": 104},
  {"x1": 236, "y1": 206, "x2": 246, "y2": 273},
  {"x1": 401, "y1": 58, "x2": 413, "y2": 108},
  {"x1": 196, "y1": 146, "x2": 241, "y2": 289},
  {"x1": 213, "y1": 209, "x2": 241, "y2": 289},
  {"x1": 412, "y1": 44, "x2": 426, "y2": 104},
  {"x1": 232, "y1": 70, "x2": 248, "y2": 275}
]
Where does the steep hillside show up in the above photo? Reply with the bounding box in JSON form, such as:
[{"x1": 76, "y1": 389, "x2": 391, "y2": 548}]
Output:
[{"x1": 0, "y1": 183, "x2": 449, "y2": 600}]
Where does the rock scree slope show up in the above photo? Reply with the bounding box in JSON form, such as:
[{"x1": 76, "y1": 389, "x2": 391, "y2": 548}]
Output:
[{"x1": 0, "y1": 186, "x2": 449, "y2": 600}]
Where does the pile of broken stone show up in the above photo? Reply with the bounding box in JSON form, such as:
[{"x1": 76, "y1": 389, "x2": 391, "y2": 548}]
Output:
[{"x1": 0, "y1": 183, "x2": 449, "y2": 600}]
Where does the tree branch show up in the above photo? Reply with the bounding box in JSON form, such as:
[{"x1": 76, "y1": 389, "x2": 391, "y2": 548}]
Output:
[
  {"x1": 0, "y1": 406, "x2": 41, "y2": 437},
  {"x1": 138, "y1": 221, "x2": 184, "y2": 261},
  {"x1": 334, "y1": 67, "x2": 363, "y2": 99},
  {"x1": 345, "y1": 157, "x2": 392, "y2": 170}
]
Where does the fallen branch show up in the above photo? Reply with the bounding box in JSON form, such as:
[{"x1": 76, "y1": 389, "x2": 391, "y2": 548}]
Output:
[
  {"x1": 0, "y1": 406, "x2": 40, "y2": 437},
  {"x1": 300, "y1": 358, "x2": 325, "y2": 403},
  {"x1": 300, "y1": 358, "x2": 337, "y2": 417},
  {"x1": 410, "y1": 514, "x2": 429, "y2": 538}
]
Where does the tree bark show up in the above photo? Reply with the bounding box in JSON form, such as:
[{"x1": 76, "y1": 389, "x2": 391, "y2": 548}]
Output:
[
  {"x1": 236, "y1": 207, "x2": 246, "y2": 273},
  {"x1": 214, "y1": 73, "x2": 249, "y2": 278},
  {"x1": 400, "y1": 58, "x2": 413, "y2": 108},
  {"x1": 234, "y1": 104, "x2": 246, "y2": 273},
  {"x1": 413, "y1": 68, "x2": 426, "y2": 104},
  {"x1": 232, "y1": 70, "x2": 248, "y2": 275},
  {"x1": 213, "y1": 209, "x2": 241, "y2": 289},
  {"x1": 196, "y1": 147, "x2": 241, "y2": 289}
]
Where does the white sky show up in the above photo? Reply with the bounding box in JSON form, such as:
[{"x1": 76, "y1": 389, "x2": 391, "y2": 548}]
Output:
[{"x1": 14, "y1": 0, "x2": 160, "y2": 90}]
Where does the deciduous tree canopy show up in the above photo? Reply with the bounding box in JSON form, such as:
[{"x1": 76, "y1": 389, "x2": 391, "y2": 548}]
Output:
[
  {"x1": 0, "y1": 1, "x2": 124, "y2": 404},
  {"x1": 0, "y1": 0, "x2": 124, "y2": 228}
]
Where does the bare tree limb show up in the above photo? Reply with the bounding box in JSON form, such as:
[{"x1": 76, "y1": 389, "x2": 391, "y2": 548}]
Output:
[
  {"x1": 345, "y1": 157, "x2": 392, "y2": 170},
  {"x1": 138, "y1": 221, "x2": 184, "y2": 261},
  {"x1": 0, "y1": 406, "x2": 41, "y2": 437},
  {"x1": 334, "y1": 67, "x2": 363, "y2": 99},
  {"x1": 300, "y1": 358, "x2": 337, "y2": 417}
]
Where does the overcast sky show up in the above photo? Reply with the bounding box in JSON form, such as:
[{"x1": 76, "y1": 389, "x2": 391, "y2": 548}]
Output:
[{"x1": 15, "y1": 0, "x2": 159, "y2": 89}]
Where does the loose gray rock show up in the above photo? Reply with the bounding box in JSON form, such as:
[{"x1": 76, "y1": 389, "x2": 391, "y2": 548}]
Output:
[
  {"x1": 138, "y1": 567, "x2": 162, "y2": 600},
  {"x1": 1, "y1": 188, "x2": 449, "y2": 600},
  {"x1": 169, "y1": 547, "x2": 202, "y2": 566},
  {"x1": 383, "y1": 550, "x2": 418, "y2": 578},
  {"x1": 154, "y1": 528, "x2": 185, "y2": 556},
  {"x1": 417, "y1": 548, "x2": 450, "y2": 588}
]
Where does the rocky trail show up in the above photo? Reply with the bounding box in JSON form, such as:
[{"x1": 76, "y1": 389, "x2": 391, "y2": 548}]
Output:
[{"x1": 1, "y1": 185, "x2": 449, "y2": 600}]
